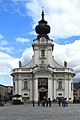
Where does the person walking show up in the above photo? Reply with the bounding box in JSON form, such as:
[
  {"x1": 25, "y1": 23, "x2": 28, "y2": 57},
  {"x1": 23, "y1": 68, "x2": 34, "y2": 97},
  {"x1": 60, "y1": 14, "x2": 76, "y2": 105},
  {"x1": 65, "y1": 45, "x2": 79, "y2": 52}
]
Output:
[
  {"x1": 58, "y1": 98, "x2": 61, "y2": 106},
  {"x1": 32, "y1": 100, "x2": 35, "y2": 107},
  {"x1": 42, "y1": 99, "x2": 45, "y2": 107},
  {"x1": 38, "y1": 100, "x2": 40, "y2": 107},
  {"x1": 62, "y1": 98, "x2": 66, "y2": 107},
  {"x1": 48, "y1": 98, "x2": 51, "y2": 107},
  {"x1": 46, "y1": 98, "x2": 48, "y2": 107}
]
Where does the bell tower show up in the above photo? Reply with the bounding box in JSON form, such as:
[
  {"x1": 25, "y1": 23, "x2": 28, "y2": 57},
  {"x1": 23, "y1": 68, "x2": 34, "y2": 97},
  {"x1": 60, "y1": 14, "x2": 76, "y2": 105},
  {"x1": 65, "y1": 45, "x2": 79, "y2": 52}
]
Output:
[
  {"x1": 32, "y1": 10, "x2": 54, "y2": 66},
  {"x1": 35, "y1": 9, "x2": 50, "y2": 39}
]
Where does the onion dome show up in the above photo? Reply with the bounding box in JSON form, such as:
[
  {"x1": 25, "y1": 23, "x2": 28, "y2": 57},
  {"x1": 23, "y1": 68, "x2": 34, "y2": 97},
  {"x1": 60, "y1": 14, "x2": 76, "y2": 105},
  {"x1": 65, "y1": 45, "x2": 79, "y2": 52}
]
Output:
[{"x1": 35, "y1": 10, "x2": 50, "y2": 35}]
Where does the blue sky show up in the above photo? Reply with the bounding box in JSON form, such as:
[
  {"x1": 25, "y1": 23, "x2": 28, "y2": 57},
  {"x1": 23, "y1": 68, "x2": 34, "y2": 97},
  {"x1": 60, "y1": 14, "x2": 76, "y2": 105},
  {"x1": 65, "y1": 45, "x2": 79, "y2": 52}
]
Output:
[{"x1": 0, "y1": 0, "x2": 80, "y2": 86}]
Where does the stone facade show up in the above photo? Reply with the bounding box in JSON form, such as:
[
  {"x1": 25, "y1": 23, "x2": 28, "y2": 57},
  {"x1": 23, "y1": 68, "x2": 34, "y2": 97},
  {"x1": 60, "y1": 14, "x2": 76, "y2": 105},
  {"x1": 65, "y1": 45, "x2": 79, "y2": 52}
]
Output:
[
  {"x1": 73, "y1": 83, "x2": 80, "y2": 102},
  {"x1": 11, "y1": 11, "x2": 75, "y2": 102},
  {"x1": 0, "y1": 84, "x2": 13, "y2": 101}
]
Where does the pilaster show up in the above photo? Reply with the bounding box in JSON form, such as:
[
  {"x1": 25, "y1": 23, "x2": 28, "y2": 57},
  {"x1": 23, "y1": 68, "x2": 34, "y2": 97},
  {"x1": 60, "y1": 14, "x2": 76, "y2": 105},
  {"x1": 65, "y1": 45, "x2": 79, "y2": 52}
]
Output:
[
  {"x1": 48, "y1": 78, "x2": 53, "y2": 100},
  {"x1": 34, "y1": 78, "x2": 38, "y2": 101}
]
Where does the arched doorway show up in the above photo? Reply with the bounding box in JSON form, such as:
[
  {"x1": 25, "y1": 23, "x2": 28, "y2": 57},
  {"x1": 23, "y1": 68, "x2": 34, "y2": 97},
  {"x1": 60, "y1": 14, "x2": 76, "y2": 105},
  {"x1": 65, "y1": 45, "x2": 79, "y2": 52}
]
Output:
[{"x1": 38, "y1": 78, "x2": 48, "y2": 101}]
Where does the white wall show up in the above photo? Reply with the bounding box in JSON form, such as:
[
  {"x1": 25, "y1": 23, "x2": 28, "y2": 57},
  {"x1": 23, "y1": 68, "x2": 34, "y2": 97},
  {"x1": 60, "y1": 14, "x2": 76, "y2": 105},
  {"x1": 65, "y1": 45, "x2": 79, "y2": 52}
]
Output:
[
  {"x1": 34, "y1": 47, "x2": 40, "y2": 65},
  {"x1": 48, "y1": 78, "x2": 53, "y2": 100},
  {"x1": 34, "y1": 78, "x2": 38, "y2": 101},
  {"x1": 29, "y1": 80, "x2": 33, "y2": 101},
  {"x1": 53, "y1": 79, "x2": 56, "y2": 99},
  {"x1": 15, "y1": 80, "x2": 18, "y2": 94}
]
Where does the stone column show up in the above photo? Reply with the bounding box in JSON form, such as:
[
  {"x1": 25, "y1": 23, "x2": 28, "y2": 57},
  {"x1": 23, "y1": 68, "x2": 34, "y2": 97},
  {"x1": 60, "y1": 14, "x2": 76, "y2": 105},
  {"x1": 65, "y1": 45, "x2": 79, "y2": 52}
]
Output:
[
  {"x1": 34, "y1": 78, "x2": 38, "y2": 101},
  {"x1": 18, "y1": 80, "x2": 21, "y2": 95},
  {"x1": 15, "y1": 80, "x2": 18, "y2": 94},
  {"x1": 30, "y1": 79, "x2": 32, "y2": 101},
  {"x1": 32, "y1": 74, "x2": 34, "y2": 101},
  {"x1": 48, "y1": 78, "x2": 53, "y2": 101},
  {"x1": 53, "y1": 79, "x2": 56, "y2": 99}
]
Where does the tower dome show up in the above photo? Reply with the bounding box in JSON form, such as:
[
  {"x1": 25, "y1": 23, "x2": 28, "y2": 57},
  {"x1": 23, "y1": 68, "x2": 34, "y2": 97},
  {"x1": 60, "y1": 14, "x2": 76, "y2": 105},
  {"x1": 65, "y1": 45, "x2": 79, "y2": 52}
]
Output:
[{"x1": 35, "y1": 10, "x2": 50, "y2": 35}]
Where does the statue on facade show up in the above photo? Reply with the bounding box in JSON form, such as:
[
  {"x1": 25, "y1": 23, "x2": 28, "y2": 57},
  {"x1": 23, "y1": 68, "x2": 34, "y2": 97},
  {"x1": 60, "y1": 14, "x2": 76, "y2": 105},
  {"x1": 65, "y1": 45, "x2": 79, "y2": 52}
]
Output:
[
  {"x1": 19, "y1": 61, "x2": 22, "y2": 67},
  {"x1": 64, "y1": 61, "x2": 67, "y2": 67}
]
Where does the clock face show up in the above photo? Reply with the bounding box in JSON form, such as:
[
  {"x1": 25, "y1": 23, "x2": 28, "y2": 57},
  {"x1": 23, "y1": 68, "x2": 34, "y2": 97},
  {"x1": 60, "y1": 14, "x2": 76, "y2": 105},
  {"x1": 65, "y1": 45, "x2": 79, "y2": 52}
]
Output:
[{"x1": 40, "y1": 37, "x2": 46, "y2": 42}]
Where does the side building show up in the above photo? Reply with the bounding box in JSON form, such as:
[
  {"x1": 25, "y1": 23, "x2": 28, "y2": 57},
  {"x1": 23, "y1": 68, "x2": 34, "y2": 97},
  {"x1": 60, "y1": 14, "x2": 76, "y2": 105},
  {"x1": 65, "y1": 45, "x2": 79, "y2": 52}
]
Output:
[
  {"x1": 73, "y1": 83, "x2": 80, "y2": 102},
  {"x1": 11, "y1": 10, "x2": 75, "y2": 102},
  {"x1": 0, "y1": 84, "x2": 13, "y2": 101}
]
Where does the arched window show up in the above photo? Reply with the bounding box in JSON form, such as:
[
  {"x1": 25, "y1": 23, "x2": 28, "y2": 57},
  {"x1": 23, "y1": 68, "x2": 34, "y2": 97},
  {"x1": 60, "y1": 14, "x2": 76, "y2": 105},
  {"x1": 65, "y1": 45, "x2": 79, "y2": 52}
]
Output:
[
  {"x1": 41, "y1": 49, "x2": 45, "y2": 57},
  {"x1": 24, "y1": 81, "x2": 28, "y2": 89},
  {"x1": 58, "y1": 81, "x2": 62, "y2": 89}
]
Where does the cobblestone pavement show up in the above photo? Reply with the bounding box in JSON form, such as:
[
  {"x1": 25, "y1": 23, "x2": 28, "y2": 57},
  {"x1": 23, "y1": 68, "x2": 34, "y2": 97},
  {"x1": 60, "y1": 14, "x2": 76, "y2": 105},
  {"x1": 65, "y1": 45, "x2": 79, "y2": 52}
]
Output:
[{"x1": 0, "y1": 103, "x2": 80, "y2": 120}]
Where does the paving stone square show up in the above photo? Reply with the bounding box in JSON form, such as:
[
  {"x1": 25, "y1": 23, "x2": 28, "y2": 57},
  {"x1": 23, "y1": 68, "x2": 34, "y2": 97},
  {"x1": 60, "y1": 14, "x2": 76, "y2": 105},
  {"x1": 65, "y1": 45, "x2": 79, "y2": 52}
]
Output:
[{"x1": 0, "y1": 103, "x2": 80, "y2": 120}]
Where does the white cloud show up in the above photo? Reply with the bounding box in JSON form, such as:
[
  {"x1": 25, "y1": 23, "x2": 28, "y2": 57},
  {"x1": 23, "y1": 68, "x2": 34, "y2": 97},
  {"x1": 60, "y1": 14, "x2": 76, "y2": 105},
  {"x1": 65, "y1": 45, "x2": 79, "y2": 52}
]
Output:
[
  {"x1": 21, "y1": 47, "x2": 33, "y2": 65},
  {"x1": 0, "y1": 34, "x2": 4, "y2": 39},
  {"x1": 0, "y1": 47, "x2": 33, "y2": 79},
  {"x1": 0, "y1": 34, "x2": 14, "y2": 53},
  {"x1": 0, "y1": 51, "x2": 20, "y2": 85},
  {"x1": 29, "y1": 31, "x2": 36, "y2": 36},
  {"x1": 16, "y1": 37, "x2": 30, "y2": 43},
  {"x1": 2, "y1": 0, "x2": 80, "y2": 39},
  {"x1": 0, "y1": 52, "x2": 19, "y2": 76},
  {"x1": 0, "y1": 40, "x2": 8, "y2": 46},
  {"x1": 53, "y1": 40, "x2": 80, "y2": 67},
  {"x1": 24, "y1": 0, "x2": 80, "y2": 39},
  {"x1": 0, "y1": 34, "x2": 8, "y2": 46},
  {"x1": 53, "y1": 40, "x2": 80, "y2": 82},
  {"x1": 0, "y1": 46, "x2": 14, "y2": 53}
]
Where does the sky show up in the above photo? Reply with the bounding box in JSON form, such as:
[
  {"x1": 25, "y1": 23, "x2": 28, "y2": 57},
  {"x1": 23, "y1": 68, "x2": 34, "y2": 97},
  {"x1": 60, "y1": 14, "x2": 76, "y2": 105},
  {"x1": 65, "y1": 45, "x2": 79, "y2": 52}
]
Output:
[{"x1": 0, "y1": 0, "x2": 80, "y2": 86}]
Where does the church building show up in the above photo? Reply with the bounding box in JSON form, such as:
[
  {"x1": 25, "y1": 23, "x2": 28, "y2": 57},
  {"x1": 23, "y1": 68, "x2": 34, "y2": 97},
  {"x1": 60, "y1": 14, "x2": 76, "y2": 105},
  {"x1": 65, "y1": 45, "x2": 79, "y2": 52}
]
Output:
[{"x1": 11, "y1": 10, "x2": 75, "y2": 102}]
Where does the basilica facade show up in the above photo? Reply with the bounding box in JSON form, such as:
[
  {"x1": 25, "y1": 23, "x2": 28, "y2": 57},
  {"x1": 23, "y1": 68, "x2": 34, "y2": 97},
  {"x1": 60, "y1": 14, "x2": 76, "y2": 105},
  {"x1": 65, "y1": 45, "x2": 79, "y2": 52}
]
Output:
[{"x1": 11, "y1": 10, "x2": 75, "y2": 102}]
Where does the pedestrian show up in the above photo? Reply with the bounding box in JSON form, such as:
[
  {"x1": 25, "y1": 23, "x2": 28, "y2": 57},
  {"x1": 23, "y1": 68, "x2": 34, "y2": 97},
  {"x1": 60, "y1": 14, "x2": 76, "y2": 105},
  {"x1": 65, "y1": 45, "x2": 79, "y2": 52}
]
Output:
[
  {"x1": 58, "y1": 98, "x2": 61, "y2": 106},
  {"x1": 32, "y1": 100, "x2": 35, "y2": 107},
  {"x1": 61, "y1": 97, "x2": 64, "y2": 106},
  {"x1": 42, "y1": 99, "x2": 45, "y2": 107},
  {"x1": 65, "y1": 98, "x2": 68, "y2": 106},
  {"x1": 38, "y1": 100, "x2": 40, "y2": 106},
  {"x1": 46, "y1": 98, "x2": 48, "y2": 107},
  {"x1": 48, "y1": 98, "x2": 51, "y2": 107},
  {"x1": 62, "y1": 98, "x2": 66, "y2": 107}
]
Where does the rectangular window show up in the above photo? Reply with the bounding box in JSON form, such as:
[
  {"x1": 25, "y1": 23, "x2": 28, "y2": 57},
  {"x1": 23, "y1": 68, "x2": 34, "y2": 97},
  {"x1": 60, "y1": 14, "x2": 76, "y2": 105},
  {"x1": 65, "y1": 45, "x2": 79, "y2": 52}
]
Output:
[
  {"x1": 58, "y1": 81, "x2": 62, "y2": 89},
  {"x1": 58, "y1": 93, "x2": 62, "y2": 96},
  {"x1": 13, "y1": 82, "x2": 15, "y2": 91},
  {"x1": 41, "y1": 50, "x2": 45, "y2": 57},
  {"x1": 24, "y1": 93, "x2": 28, "y2": 96},
  {"x1": 40, "y1": 50, "x2": 46, "y2": 58},
  {"x1": 24, "y1": 81, "x2": 28, "y2": 90},
  {"x1": 38, "y1": 78, "x2": 48, "y2": 89}
]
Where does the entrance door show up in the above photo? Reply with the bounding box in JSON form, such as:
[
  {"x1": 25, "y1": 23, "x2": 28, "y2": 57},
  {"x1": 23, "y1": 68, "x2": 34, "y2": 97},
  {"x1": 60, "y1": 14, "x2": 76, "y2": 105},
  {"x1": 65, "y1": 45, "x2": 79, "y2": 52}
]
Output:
[{"x1": 39, "y1": 92, "x2": 46, "y2": 101}]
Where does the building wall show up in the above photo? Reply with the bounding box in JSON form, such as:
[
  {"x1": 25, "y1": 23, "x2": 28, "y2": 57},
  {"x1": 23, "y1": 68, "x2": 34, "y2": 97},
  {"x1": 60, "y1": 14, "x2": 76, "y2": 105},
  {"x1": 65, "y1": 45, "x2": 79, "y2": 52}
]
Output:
[
  {"x1": 29, "y1": 79, "x2": 33, "y2": 101},
  {"x1": 0, "y1": 84, "x2": 13, "y2": 101},
  {"x1": 48, "y1": 78, "x2": 53, "y2": 100},
  {"x1": 13, "y1": 72, "x2": 74, "y2": 101},
  {"x1": 73, "y1": 83, "x2": 80, "y2": 101},
  {"x1": 47, "y1": 47, "x2": 53, "y2": 65},
  {"x1": 34, "y1": 78, "x2": 38, "y2": 101}
]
